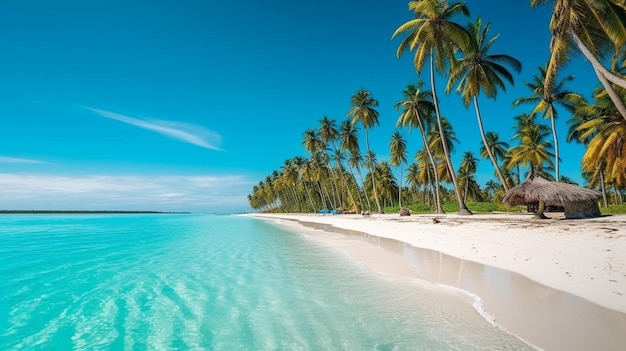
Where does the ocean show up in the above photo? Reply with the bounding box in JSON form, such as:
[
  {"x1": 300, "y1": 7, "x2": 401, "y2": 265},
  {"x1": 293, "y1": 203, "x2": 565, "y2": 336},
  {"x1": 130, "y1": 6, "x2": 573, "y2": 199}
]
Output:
[{"x1": 0, "y1": 214, "x2": 532, "y2": 350}]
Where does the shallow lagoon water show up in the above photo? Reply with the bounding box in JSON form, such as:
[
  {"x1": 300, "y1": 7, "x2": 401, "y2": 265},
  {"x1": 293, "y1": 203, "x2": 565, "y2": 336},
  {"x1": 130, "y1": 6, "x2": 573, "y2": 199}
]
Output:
[{"x1": 0, "y1": 214, "x2": 532, "y2": 350}]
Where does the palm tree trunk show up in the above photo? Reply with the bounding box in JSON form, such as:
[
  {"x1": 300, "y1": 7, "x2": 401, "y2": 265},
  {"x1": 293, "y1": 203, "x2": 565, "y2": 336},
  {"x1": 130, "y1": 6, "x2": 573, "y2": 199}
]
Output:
[
  {"x1": 550, "y1": 113, "x2": 560, "y2": 181},
  {"x1": 535, "y1": 199, "x2": 548, "y2": 219},
  {"x1": 430, "y1": 53, "x2": 471, "y2": 215},
  {"x1": 355, "y1": 163, "x2": 371, "y2": 211},
  {"x1": 571, "y1": 32, "x2": 626, "y2": 121},
  {"x1": 347, "y1": 164, "x2": 364, "y2": 212},
  {"x1": 416, "y1": 110, "x2": 444, "y2": 213},
  {"x1": 364, "y1": 129, "x2": 384, "y2": 214},
  {"x1": 599, "y1": 169, "x2": 608, "y2": 208},
  {"x1": 398, "y1": 164, "x2": 403, "y2": 208},
  {"x1": 473, "y1": 96, "x2": 510, "y2": 191}
]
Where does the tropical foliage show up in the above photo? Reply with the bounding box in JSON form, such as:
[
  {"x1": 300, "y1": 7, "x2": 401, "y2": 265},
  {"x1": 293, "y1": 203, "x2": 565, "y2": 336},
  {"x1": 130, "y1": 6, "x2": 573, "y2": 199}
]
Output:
[{"x1": 247, "y1": 0, "x2": 626, "y2": 213}]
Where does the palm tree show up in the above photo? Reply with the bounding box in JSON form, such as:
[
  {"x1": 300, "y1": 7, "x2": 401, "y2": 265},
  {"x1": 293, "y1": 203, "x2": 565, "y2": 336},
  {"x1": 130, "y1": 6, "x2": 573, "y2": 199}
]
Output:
[
  {"x1": 513, "y1": 65, "x2": 586, "y2": 181},
  {"x1": 405, "y1": 162, "x2": 422, "y2": 202},
  {"x1": 480, "y1": 131, "x2": 509, "y2": 168},
  {"x1": 447, "y1": 17, "x2": 521, "y2": 192},
  {"x1": 395, "y1": 81, "x2": 444, "y2": 213},
  {"x1": 347, "y1": 89, "x2": 384, "y2": 214},
  {"x1": 302, "y1": 128, "x2": 337, "y2": 210},
  {"x1": 506, "y1": 123, "x2": 555, "y2": 179},
  {"x1": 389, "y1": 131, "x2": 408, "y2": 209},
  {"x1": 531, "y1": 0, "x2": 626, "y2": 121},
  {"x1": 318, "y1": 116, "x2": 346, "y2": 208},
  {"x1": 575, "y1": 90, "x2": 626, "y2": 189},
  {"x1": 393, "y1": 0, "x2": 472, "y2": 215},
  {"x1": 339, "y1": 119, "x2": 366, "y2": 211},
  {"x1": 459, "y1": 151, "x2": 479, "y2": 202}
]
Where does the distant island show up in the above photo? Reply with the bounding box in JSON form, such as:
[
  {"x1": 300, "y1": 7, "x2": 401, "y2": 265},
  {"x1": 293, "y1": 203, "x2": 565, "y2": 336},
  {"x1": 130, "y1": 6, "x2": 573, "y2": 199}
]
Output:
[{"x1": 0, "y1": 210, "x2": 190, "y2": 214}]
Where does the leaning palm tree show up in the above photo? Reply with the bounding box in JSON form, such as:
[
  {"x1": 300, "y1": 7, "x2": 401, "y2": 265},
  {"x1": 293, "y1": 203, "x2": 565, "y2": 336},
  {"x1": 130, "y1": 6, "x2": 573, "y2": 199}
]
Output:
[
  {"x1": 446, "y1": 17, "x2": 521, "y2": 192},
  {"x1": 348, "y1": 89, "x2": 384, "y2": 214},
  {"x1": 513, "y1": 64, "x2": 586, "y2": 181},
  {"x1": 531, "y1": 0, "x2": 626, "y2": 120},
  {"x1": 393, "y1": 0, "x2": 472, "y2": 214},
  {"x1": 389, "y1": 131, "x2": 408, "y2": 208},
  {"x1": 395, "y1": 81, "x2": 444, "y2": 213}
]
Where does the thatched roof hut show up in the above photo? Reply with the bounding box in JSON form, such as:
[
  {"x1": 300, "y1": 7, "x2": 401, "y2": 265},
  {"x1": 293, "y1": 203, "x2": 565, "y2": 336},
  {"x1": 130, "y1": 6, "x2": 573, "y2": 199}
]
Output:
[{"x1": 502, "y1": 175, "x2": 602, "y2": 219}]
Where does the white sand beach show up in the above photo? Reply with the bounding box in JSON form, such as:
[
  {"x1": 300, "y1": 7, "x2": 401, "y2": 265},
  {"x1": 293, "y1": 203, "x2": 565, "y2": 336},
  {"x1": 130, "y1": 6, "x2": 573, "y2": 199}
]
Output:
[{"x1": 249, "y1": 212, "x2": 626, "y2": 351}]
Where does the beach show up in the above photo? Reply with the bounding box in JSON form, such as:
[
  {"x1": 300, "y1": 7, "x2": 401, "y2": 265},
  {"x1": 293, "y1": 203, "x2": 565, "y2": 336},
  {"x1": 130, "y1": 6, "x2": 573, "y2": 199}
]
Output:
[{"x1": 250, "y1": 212, "x2": 626, "y2": 351}]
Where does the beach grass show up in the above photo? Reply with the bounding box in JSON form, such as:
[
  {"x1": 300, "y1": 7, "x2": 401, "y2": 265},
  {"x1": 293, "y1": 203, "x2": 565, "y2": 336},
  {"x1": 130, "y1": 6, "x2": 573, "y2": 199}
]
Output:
[{"x1": 386, "y1": 202, "x2": 525, "y2": 214}]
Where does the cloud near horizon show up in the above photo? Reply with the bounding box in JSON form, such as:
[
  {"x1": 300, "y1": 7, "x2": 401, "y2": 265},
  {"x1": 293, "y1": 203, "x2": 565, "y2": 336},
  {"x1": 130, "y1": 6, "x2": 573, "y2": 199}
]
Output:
[
  {"x1": 0, "y1": 156, "x2": 46, "y2": 164},
  {"x1": 86, "y1": 107, "x2": 223, "y2": 151},
  {"x1": 0, "y1": 173, "x2": 253, "y2": 212}
]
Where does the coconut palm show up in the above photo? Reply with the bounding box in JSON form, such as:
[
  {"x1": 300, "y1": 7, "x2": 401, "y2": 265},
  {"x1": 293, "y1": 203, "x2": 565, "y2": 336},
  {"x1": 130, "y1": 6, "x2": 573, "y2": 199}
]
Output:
[
  {"x1": 302, "y1": 128, "x2": 337, "y2": 210},
  {"x1": 531, "y1": 0, "x2": 626, "y2": 120},
  {"x1": 576, "y1": 102, "x2": 626, "y2": 189},
  {"x1": 393, "y1": 0, "x2": 472, "y2": 214},
  {"x1": 339, "y1": 119, "x2": 366, "y2": 211},
  {"x1": 506, "y1": 123, "x2": 555, "y2": 179},
  {"x1": 395, "y1": 81, "x2": 444, "y2": 212},
  {"x1": 446, "y1": 17, "x2": 521, "y2": 192},
  {"x1": 318, "y1": 116, "x2": 347, "y2": 208},
  {"x1": 459, "y1": 151, "x2": 480, "y2": 202},
  {"x1": 389, "y1": 131, "x2": 408, "y2": 208},
  {"x1": 348, "y1": 89, "x2": 384, "y2": 214},
  {"x1": 405, "y1": 162, "x2": 422, "y2": 202},
  {"x1": 427, "y1": 117, "x2": 458, "y2": 185},
  {"x1": 513, "y1": 65, "x2": 586, "y2": 181}
]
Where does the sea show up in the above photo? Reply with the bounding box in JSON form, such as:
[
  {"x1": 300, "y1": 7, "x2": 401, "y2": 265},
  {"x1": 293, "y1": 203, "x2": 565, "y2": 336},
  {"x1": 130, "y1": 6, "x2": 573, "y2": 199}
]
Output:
[{"x1": 0, "y1": 214, "x2": 533, "y2": 350}]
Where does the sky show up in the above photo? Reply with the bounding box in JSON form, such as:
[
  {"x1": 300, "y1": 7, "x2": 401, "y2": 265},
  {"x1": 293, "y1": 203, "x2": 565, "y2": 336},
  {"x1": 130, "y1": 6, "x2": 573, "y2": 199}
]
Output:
[{"x1": 0, "y1": 1, "x2": 598, "y2": 213}]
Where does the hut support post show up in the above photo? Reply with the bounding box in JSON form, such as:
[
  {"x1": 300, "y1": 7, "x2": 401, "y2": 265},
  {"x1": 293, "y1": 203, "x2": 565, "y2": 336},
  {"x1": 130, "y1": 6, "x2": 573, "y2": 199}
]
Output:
[{"x1": 535, "y1": 199, "x2": 548, "y2": 219}]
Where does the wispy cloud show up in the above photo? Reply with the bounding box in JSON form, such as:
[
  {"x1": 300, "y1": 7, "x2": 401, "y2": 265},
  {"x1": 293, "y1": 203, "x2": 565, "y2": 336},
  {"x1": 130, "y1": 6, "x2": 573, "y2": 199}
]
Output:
[
  {"x1": 0, "y1": 156, "x2": 46, "y2": 164},
  {"x1": 86, "y1": 107, "x2": 223, "y2": 151},
  {"x1": 0, "y1": 173, "x2": 254, "y2": 212}
]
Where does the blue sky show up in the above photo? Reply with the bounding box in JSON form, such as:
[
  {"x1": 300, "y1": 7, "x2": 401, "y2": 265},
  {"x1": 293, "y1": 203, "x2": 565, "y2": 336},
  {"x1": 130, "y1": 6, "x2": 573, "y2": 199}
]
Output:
[{"x1": 0, "y1": 1, "x2": 597, "y2": 212}]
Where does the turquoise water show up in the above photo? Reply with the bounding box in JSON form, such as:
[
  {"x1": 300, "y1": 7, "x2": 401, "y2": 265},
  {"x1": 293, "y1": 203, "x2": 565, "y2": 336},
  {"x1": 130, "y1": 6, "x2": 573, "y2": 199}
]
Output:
[{"x1": 0, "y1": 214, "x2": 532, "y2": 350}]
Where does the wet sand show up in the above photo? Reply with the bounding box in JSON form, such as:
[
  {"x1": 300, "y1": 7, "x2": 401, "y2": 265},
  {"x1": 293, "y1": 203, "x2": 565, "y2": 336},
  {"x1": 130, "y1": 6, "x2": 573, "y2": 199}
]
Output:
[{"x1": 249, "y1": 213, "x2": 626, "y2": 351}]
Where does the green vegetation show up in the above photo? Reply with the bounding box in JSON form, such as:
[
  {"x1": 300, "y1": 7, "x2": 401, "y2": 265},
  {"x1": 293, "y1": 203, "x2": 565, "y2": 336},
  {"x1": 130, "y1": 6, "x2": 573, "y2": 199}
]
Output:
[{"x1": 248, "y1": 1, "x2": 626, "y2": 215}]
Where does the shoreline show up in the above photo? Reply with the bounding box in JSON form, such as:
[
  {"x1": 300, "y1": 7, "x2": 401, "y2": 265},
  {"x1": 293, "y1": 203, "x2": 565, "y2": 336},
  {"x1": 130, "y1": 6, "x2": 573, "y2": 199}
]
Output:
[{"x1": 247, "y1": 212, "x2": 626, "y2": 351}]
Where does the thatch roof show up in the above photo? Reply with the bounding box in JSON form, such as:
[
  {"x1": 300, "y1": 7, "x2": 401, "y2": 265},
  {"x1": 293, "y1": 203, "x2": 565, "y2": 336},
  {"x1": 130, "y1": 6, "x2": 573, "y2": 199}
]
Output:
[
  {"x1": 503, "y1": 175, "x2": 602, "y2": 219},
  {"x1": 502, "y1": 175, "x2": 601, "y2": 206}
]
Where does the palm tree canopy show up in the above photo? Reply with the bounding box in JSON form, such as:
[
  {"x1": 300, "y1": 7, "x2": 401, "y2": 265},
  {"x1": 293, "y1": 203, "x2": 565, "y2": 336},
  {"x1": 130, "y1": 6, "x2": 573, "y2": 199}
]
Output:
[
  {"x1": 395, "y1": 81, "x2": 435, "y2": 130},
  {"x1": 512, "y1": 64, "x2": 586, "y2": 119},
  {"x1": 389, "y1": 131, "x2": 408, "y2": 167},
  {"x1": 392, "y1": 0, "x2": 471, "y2": 73},
  {"x1": 480, "y1": 131, "x2": 509, "y2": 161},
  {"x1": 347, "y1": 89, "x2": 380, "y2": 129},
  {"x1": 446, "y1": 17, "x2": 522, "y2": 105},
  {"x1": 318, "y1": 116, "x2": 339, "y2": 144}
]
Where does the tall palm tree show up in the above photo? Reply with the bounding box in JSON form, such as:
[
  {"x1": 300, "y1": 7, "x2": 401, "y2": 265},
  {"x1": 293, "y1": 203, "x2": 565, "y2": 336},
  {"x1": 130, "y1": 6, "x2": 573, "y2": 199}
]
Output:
[
  {"x1": 318, "y1": 116, "x2": 344, "y2": 207},
  {"x1": 447, "y1": 17, "x2": 521, "y2": 192},
  {"x1": 339, "y1": 119, "x2": 366, "y2": 211},
  {"x1": 393, "y1": 0, "x2": 472, "y2": 215},
  {"x1": 531, "y1": 0, "x2": 626, "y2": 120},
  {"x1": 513, "y1": 65, "x2": 586, "y2": 181},
  {"x1": 395, "y1": 81, "x2": 444, "y2": 213},
  {"x1": 506, "y1": 123, "x2": 555, "y2": 179},
  {"x1": 428, "y1": 117, "x2": 458, "y2": 185},
  {"x1": 389, "y1": 131, "x2": 408, "y2": 208},
  {"x1": 302, "y1": 128, "x2": 337, "y2": 210},
  {"x1": 459, "y1": 151, "x2": 479, "y2": 202},
  {"x1": 479, "y1": 131, "x2": 511, "y2": 188},
  {"x1": 348, "y1": 89, "x2": 384, "y2": 214}
]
